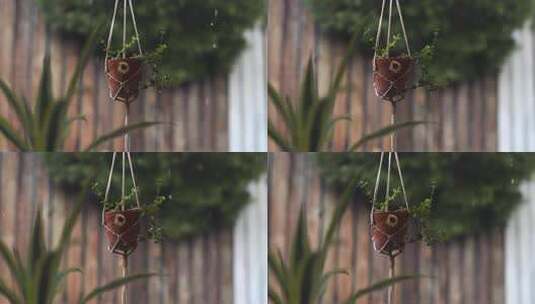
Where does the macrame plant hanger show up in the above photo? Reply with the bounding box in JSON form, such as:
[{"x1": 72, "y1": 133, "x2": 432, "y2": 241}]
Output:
[
  {"x1": 102, "y1": 145, "x2": 141, "y2": 304},
  {"x1": 105, "y1": 0, "x2": 144, "y2": 146},
  {"x1": 370, "y1": 138, "x2": 410, "y2": 304},
  {"x1": 373, "y1": 0, "x2": 413, "y2": 108},
  {"x1": 102, "y1": 0, "x2": 143, "y2": 304}
]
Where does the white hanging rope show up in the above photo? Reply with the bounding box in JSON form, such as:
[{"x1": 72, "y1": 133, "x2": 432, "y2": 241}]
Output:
[
  {"x1": 121, "y1": 152, "x2": 126, "y2": 210},
  {"x1": 395, "y1": 0, "x2": 411, "y2": 56},
  {"x1": 394, "y1": 152, "x2": 410, "y2": 210},
  {"x1": 371, "y1": 152, "x2": 410, "y2": 212},
  {"x1": 386, "y1": 151, "x2": 392, "y2": 210},
  {"x1": 374, "y1": 0, "x2": 412, "y2": 58},
  {"x1": 374, "y1": 0, "x2": 387, "y2": 59},
  {"x1": 103, "y1": 152, "x2": 118, "y2": 223},
  {"x1": 127, "y1": 152, "x2": 141, "y2": 208},
  {"x1": 122, "y1": 0, "x2": 127, "y2": 59},
  {"x1": 386, "y1": 0, "x2": 393, "y2": 56},
  {"x1": 128, "y1": 0, "x2": 143, "y2": 56},
  {"x1": 105, "y1": 0, "x2": 120, "y2": 69},
  {"x1": 105, "y1": 0, "x2": 144, "y2": 63}
]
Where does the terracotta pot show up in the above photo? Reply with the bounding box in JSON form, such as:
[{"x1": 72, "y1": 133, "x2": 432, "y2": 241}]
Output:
[
  {"x1": 371, "y1": 209, "x2": 409, "y2": 256},
  {"x1": 103, "y1": 208, "x2": 142, "y2": 256},
  {"x1": 106, "y1": 57, "x2": 143, "y2": 103},
  {"x1": 373, "y1": 56, "x2": 415, "y2": 102}
]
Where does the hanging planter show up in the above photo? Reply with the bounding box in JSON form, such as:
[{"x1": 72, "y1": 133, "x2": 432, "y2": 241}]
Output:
[
  {"x1": 371, "y1": 208, "x2": 409, "y2": 256},
  {"x1": 103, "y1": 207, "x2": 143, "y2": 256},
  {"x1": 369, "y1": 152, "x2": 411, "y2": 258},
  {"x1": 373, "y1": 56, "x2": 415, "y2": 102},
  {"x1": 104, "y1": 0, "x2": 145, "y2": 104},
  {"x1": 98, "y1": 152, "x2": 166, "y2": 257},
  {"x1": 372, "y1": 0, "x2": 415, "y2": 103},
  {"x1": 106, "y1": 56, "x2": 143, "y2": 104}
]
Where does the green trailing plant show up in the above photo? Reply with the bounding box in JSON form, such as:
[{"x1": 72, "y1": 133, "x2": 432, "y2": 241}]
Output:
[
  {"x1": 0, "y1": 26, "x2": 159, "y2": 152},
  {"x1": 305, "y1": 0, "x2": 534, "y2": 84},
  {"x1": 44, "y1": 153, "x2": 267, "y2": 240},
  {"x1": 374, "y1": 33, "x2": 439, "y2": 89},
  {"x1": 318, "y1": 153, "x2": 535, "y2": 241},
  {"x1": 37, "y1": 0, "x2": 265, "y2": 85},
  {"x1": 105, "y1": 36, "x2": 171, "y2": 91},
  {"x1": 0, "y1": 188, "x2": 155, "y2": 303},
  {"x1": 269, "y1": 178, "x2": 422, "y2": 304},
  {"x1": 268, "y1": 54, "x2": 429, "y2": 151},
  {"x1": 370, "y1": 186, "x2": 438, "y2": 245},
  {"x1": 92, "y1": 183, "x2": 167, "y2": 243}
]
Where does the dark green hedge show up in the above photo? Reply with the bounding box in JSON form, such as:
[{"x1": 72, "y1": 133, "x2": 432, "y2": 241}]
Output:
[
  {"x1": 44, "y1": 153, "x2": 266, "y2": 241},
  {"x1": 305, "y1": 0, "x2": 533, "y2": 84},
  {"x1": 317, "y1": 153, "x2": 535, "y2": 241},
  {"x1": 37, "y1": 0, "x2": 264, "y2": 84}
]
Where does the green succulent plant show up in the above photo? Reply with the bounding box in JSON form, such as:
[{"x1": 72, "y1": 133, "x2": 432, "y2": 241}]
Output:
[
  {"x1": 269, "y1": 178, "x2": 422, "y2": 304},
  {"x1": 0, "y1": 187, "x2": 155, "y2": 303},
  {"x1": 0, "y1": 26, "x2": 159, "y2": 151}
]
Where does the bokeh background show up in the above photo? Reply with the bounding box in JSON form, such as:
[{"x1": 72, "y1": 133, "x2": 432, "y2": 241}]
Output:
[
  {"x1": 0, "y1": 0, "x2": 267, "y2": 152},
  {"x1": 0, "y1": 153, "x2": 267, "y2": 304},
  {"x1": 268, "y1": 0, "x2": 535, "y2": 152},
  {"x1": 268, "y1": 153, "x2": 535, "y2": 304}
]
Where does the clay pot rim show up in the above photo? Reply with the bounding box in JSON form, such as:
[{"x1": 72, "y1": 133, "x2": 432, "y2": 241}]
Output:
[
  {"x1": 106, "y1": 56, "x2": 144, "y2": 62},
  {"x1": 104, "y1": 207, "x2": 143, "y2": 214},
  {"x1": 373, "y1": 208, "x2": 410, "y2": 215},
  {"x1": 374, "y1": 54, "x2": 415, "y2": 60},
  {"x1": 373, "y1": 208, "x2": 409, "y2": 215}
]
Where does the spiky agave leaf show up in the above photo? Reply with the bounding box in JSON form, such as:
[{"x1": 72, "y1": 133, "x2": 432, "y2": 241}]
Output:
[
  {"x1": 83, "y1": 121, "x2": 162, "y2": 151},
  {"x1": 342, "y1": 275, "x2": 425, "y2": 304},
  {"x1": 34, "y1": 55, "x2": 53, "y2": 128},
  {"x1": 79, "y1": 273, "x2": 157, "y2": 304},
  {"x1": 0, "y1": 116, "x2": 27, "y2": 150},
  {"x1": 348, "y1": 121, "x2": 431, "y2": 151}
]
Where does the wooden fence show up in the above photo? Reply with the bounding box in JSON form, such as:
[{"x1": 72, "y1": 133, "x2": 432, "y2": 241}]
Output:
[
  {"x1": 0, "y1": 0, "x2": 270, "y2": 152},
  {"x1": 0, "y1": 153, "x2": 235, "y2": 304},
  {"x1": 267, "y1": 0, "x2": 498, "y2": 152},
  {"x1": 268, "y1": 154, "x2": 505, "y2": 304}
]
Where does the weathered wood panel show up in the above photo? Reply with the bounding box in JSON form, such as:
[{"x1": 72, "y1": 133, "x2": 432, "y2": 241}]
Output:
[
  {"x1": 0, "y1": 153, "x2": 234, "y2": 304},
  {"x1": 268, "y1": 154, "x2": 505, "y2": 304},
  {"x1": 0, "y1": 0, "x2": 263, "y2": 152},
  {"x1": 267, "y1": 0, "x2": 499, "y2": 152}
]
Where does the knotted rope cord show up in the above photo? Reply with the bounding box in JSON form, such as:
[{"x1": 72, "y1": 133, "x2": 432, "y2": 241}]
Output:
[
  {"x1": 105, "y1": 0, "x2": 144, "y2": 104},
  {"x1": 373, "y1": 0, "x2": 412, "y2": 60},
  {"x1": 372, "y1": 2, "x2": 412, "y2": 302},
  {"x1": 370, "y1": 108, "x2": 410, "y2": 304},
  {"x1": 373, "y1": 0, "x2": 386, "y2": 59},
  {"x1": 104, "y1": 1, "x2": 144, "y2": 302},
  {"x1": 395, "y1": 0, "x2": 411, "y2": 57}
]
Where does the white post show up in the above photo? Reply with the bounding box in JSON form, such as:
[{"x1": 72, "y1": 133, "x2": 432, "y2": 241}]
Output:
[
  {"x1": 498, "y1": 22, "x2": 535, "y2": 304},
  {"x1": 228, "y1": 25, "x2": 267, "y2": 152},
  {"x1": 233, "y1": 176, "x2": 268, "y2": 304}
]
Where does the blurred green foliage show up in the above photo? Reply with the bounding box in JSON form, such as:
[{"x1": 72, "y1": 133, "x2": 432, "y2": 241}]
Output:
[
  {"x1": 44, "y1": 153, "x2": 266, "y2": 241},
  {"x1": 317, "y1": 153, "x2": 535, "y2": 241},
  {"x1": 37, "y1": 0, "x2": 264, "y2": 85},
  {"x1": 305, "y1": 0, "x2": 533, "y2": 84}
]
